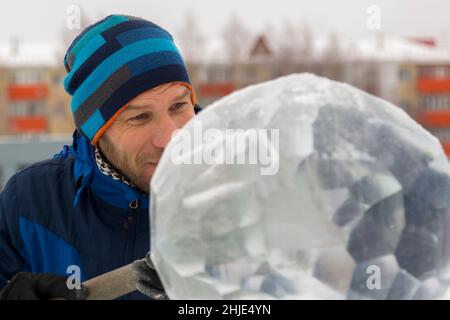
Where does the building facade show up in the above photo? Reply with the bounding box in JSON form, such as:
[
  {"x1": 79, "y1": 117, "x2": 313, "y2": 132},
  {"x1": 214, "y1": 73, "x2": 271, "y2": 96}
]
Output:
[
  {"x1": 1, "y1": 37, "x2": 450, "y2": 156},
  {"x1": 0, "y1": 42, "x2": 74, "y2": 136}
]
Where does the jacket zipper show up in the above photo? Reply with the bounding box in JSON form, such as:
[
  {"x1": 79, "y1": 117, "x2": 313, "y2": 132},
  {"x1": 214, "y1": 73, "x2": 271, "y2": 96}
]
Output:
[{"x1": 124, "y1": 199, "x2": 139, "y2": 263}]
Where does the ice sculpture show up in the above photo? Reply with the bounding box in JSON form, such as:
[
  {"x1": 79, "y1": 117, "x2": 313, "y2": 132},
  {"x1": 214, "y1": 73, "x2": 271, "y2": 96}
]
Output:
[{"x1": 149, "y1": 73, "x2": 450, "y2": 299}]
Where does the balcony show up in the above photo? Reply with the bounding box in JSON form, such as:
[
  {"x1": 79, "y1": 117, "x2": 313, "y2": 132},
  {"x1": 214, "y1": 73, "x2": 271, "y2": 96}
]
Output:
[
  {"x1": 418, "y1": 78, "x2": 450, "y2": 93},
  {"x1": 8, "y1": 84, "x2": 48, "y2": 101},
  {"x1": 9, "y1": 116, "x2": 47, "y2": 133},
  {"x1": 417, "y1": 110, "x2": 450, "y2": 127},
  {"x1": 441, "y1": 142, "x2": 450, "y2": 157},
  {"x1": 199, "y1": 83, "x2": 236, "y2": 98}
]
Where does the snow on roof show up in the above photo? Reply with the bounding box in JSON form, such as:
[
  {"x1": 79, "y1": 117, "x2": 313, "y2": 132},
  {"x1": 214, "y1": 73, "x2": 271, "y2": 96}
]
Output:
[
  {"x1": 198, "y1": 35, "x2": 450, "y2": 65},
  {"x1": 348, "y1": 36, "x2": 450, "y2": 64},
  {"x1": 0, "y1": 41, "x2": 63, "y2": 67},
  {"x1": 1, "y1": 35, "x2": 449, "y2": 69}
]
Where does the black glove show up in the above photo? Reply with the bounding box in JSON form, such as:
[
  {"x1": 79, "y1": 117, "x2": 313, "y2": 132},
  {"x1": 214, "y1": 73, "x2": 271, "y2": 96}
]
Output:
[
  {"x1": 132, "y1": 252, "x2": 168, "y2": 300},
  {"x1": 0, "y1": 272, "x2": 88, "y2": 300}
]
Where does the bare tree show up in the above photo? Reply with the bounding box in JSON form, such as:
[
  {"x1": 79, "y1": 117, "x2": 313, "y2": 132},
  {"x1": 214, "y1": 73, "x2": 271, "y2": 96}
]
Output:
[
  {"x1": 221, "y1": 13, "x2": 252, "y2": 64},
  {"x1": 278, "y1": 21, "x2": 297, "y2": 64},
  {"x1": 176, "y1": 11, "x2": 204, "y2": 63},
  {"x1": 273, "y1": 21, "x2": 314, "y2": 76},
  {"x1": 298, "y1": 23, "x2": 313, "y2": 64},
  {"x1": 322, "y1": 32, "x2": 342, "y2": 63},
  {"x1": 322, "y1": 32, "x2": 344, "y2": 81}
]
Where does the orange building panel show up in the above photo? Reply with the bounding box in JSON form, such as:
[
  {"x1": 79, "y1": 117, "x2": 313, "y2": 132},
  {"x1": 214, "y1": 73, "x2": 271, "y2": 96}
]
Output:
[
  {"x1": 199, "y1": 83, "x2": 236, "y2": 97},
  {"x1": 9, "y1": 116, "x2": 47, "y2": 133},
  {"x1": 441, "y1": 142, "x2": 450, "y2": 157},
  {"x1": 8, "y1": 84, "x2": 48, "y2": 101},
  {"x1": 418, "y1": 78, "x2": 450, "y2": 93},
  {"x1": 418, "y1": 111, "x2": 450, "y2": 127}
]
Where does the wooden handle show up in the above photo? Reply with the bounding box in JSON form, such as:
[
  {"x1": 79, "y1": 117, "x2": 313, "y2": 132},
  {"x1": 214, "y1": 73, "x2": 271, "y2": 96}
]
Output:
[{"x1": 82, "y1": 263, "x2": 137, "y2": 300}]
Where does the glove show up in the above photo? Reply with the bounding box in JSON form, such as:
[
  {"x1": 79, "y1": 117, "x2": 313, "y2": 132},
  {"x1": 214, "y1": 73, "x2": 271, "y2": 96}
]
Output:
[
  {"x1": 0, "y1": 272, "x2": 88, "y2": 300},
  {"x1": 132, "y1": 252, "x2": 168, "y2": 300}
]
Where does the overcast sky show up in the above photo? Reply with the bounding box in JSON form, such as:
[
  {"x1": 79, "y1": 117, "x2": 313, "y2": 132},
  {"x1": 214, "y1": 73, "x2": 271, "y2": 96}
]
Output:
[{"x1": 1, "y1": 0, "x2": 449, "y2": 46}]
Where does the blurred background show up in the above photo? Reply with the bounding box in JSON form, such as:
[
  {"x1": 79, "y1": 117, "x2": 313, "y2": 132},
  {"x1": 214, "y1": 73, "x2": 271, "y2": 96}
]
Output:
[{"x1": 0, "y1": 0, "x2": 450, "y2": 189}]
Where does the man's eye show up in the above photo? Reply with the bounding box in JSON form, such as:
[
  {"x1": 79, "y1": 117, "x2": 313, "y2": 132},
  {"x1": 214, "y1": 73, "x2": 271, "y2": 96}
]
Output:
[
  {"x1": 170, "y1": 102, "x2": 187, "y2": 112},
  {"x1": 128, "y1": 113, "x2": 149, "y2": 122}
]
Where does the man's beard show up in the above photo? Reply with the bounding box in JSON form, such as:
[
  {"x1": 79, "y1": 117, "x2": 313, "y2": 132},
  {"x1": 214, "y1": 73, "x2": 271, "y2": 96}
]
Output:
[{"x1": 98, "y1": 136, "x2": 150, "y2": 193}]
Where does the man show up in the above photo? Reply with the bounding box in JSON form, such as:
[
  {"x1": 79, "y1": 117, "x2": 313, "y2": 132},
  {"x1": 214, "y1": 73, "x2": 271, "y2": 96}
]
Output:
[{"x1": 0, "y1": 14, "x2": 197, "y2": 299}]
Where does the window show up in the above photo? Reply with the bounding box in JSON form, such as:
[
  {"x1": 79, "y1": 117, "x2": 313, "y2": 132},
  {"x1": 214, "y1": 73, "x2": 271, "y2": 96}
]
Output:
[
  {"x1": 207, "y1": 66, "x2": 232, "y2": 83},
  {"x1": 422, "y1": 94, "x2": 450, "y2": 111},
  {"x1": 10, "y1": 70, "x2": 42, "y2": 84},
  {"x1": 419, "y1": 66, "x2": 450, "y2": 79},
  {"x1": 435, "y1": 67, "x2": 448, "y2": 79},
  {"x1": 419, "y1": 66, "x2": 432, "y2": 78},
  {"x1": 8, "y1": 102, "x2": 45, "y2": 117},
  {"x1": 398, "y1": 68, "x2": 410, "y2": 81}
]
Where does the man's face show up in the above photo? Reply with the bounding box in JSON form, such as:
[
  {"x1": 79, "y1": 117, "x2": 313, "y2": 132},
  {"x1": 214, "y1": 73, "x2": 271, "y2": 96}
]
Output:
[{"x1": 98, "y1": 83, "x2": 195, "y2": 192}]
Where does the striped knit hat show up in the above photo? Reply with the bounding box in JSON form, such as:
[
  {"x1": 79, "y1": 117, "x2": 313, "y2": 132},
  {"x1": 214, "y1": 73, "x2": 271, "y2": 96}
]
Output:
[{"x1": 63, "y1": 14, "x2": 195, "y2": 144}]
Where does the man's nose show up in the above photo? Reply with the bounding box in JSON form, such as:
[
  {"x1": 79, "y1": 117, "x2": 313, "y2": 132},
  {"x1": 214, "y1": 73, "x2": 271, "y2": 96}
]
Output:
[{"x1": 152, "y1": 115, "x2": 177, "y2": 149}]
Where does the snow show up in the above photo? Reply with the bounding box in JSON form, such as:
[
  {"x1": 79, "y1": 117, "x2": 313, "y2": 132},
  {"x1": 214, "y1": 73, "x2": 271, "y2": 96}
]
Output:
[
  {"x1": 0, "y1": 41, "x2": 63, "y2": 67},
  {"x1": 1, "y1": 35, "x2": 449, "y2": 68},
  {"x1": 199, "y1": 35, "x2": 450, "y2": 64}
]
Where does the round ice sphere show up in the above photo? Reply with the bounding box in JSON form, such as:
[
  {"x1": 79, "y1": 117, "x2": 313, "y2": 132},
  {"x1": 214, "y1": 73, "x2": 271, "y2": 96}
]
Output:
[{"x1": 150, "y1": 73, "x2": 450, "y2": 300}]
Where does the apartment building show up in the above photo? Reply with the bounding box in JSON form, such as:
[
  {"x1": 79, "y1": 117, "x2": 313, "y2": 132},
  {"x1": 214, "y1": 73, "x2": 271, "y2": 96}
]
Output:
[{"x1": 0, "y1": 41, "x2": 74, "y2": 136}]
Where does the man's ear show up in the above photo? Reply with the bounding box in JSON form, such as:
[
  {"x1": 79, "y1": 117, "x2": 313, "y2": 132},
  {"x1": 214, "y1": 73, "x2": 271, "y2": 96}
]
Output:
[{"x1": 96, "y1": 134, "x2": 108, "y2": 155}]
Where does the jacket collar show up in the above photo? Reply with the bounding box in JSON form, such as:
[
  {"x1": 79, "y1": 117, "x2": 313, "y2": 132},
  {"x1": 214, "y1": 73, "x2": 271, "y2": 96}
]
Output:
[{"x1": 55, "y1": 130, "x2": 149, "y2": 210}]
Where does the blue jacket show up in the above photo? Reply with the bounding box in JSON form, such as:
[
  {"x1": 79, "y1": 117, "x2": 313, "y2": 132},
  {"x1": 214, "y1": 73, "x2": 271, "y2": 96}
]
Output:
[{"x1": 0, "y1": 130, "x2": 150, "y2": 299}]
